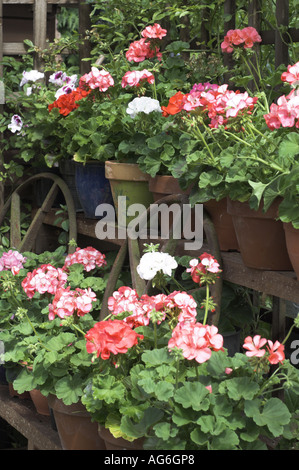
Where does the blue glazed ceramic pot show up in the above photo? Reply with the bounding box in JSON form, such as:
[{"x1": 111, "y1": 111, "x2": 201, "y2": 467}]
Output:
[{"x1": 75, "y1": 161, "x2": 114, "y2": 219}]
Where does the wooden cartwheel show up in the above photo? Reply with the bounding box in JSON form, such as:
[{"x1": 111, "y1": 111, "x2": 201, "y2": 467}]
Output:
[
  {"x1": 99, "y1": 193, "x2": 223, "y2": 326},
  {"x1": 0, "y1": 172, "x2": 77, "y2": 254}
]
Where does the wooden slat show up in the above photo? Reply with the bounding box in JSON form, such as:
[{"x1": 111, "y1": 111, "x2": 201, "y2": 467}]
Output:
[
  {"x1": 10, "y1": 191, "x2": 21, "y2": 248},
  {"x1": 0, "y1": 385, "x2": 61, "y2": 450},
  {"x1": 275, "y1": 0, "x2": 289, "y2": 67},
  {"x1": 3, "y1": 1, "x2": 78, "y2": 4},
  {"x1": 3, "y1": 42, "x2": 27, "y2": 54},
  {"x1": 221, "y1": 251, "x2": 299, "y2": 303}
]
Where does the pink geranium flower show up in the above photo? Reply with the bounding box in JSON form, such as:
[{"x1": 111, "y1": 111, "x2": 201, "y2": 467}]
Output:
[
  {"x1": 126, "y1": 38, "x2": 162, "y2": 63},
  {"x1": 168, "y1": 322, "x2": 223, "y2": 364},
  {"x1": 63, "y1": 247, "x2": 106, "y2": 272},
  {"x1": 79, "y1": 67, "x2": 114, "y2": 91},
  {"x1": 121, "y1": 69, "x2": 155, "y2": 88},
  {"x1": 267, "y1": 340, "x2": 285, "y2": 364},
  {"x1": 22, "y1": 264, "x2": 67, "y2": 298},
  {"x1": 281, "y1": 61, "x2": 299, "y2": 86},
  {"x1": 243, "y1": 335, "x2": 267, "y2": 357},
  {"x1": 48, "y1": 286, "x2": 96, "y2": 320},
  {"x1": 141, "y1": 23, "x2": 167, "y2": 39},
  {"x1": 0, "y1": 250, "x2": 26, "y2": 274}
]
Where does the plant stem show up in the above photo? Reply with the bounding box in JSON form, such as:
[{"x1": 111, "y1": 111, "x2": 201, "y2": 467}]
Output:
[{"x1": 203, "y1": 284, "x2": 210, "y2": 326}]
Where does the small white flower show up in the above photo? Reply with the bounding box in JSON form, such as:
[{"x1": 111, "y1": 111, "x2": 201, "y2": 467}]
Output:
[
  {"x1": 20, "y1": 70, "x2": 44, "y2": 87},
  {"x1": 8, "y1": 115, "x2": 23, "y2": 134},
  {"x1": 126, "y1": 96, "x2": 162, "y2": 118},
  {"x1": 137, "y1": 251, "x2": 178, "y2": 280}
]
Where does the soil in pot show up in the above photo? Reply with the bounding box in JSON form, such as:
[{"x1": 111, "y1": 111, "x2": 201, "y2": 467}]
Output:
[
  {"x1": 227, "y1": 198, "x2": 292, "y2": 270},
  {"x1": 47, "y1": 395, "x2": 106, "y2": 450}
]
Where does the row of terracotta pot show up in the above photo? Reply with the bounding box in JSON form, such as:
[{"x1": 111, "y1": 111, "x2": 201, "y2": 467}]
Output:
[
  {"x1": 71, "y1": 161, "x2": 298, "y2": 277},
  {"x1": 8, "y1": 383, "x2": 139, "y2": 450}
]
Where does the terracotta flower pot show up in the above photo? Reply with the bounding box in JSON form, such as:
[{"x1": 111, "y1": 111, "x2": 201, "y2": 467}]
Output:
[
  {"x1": 227, "y1": 198, "x2": 292, "y2": 270},
  {"x1": 47, "y1": 395, "x2": 106, "y2": 450},
  {"x1": 98, "y1": 426, "x2": 144, "y2": 450},
  {"x1": 283, "y1": 222, "x2": 299, "y2": 279},
  {"x1": 8, "y1": 383, "x2": 30, "y2": 400},
  {"x1": 105, "y1": 161, "x2": 153, "y2": 226},
  {"x1": 29, "y1": 389, "x2": 50, "y2": 416},
  {"x1": 203, "y1": 198, "x2": 239, "y2": 251},
  {"x1": 148, "y1": 175, "x2": 192, "y2": 202}
]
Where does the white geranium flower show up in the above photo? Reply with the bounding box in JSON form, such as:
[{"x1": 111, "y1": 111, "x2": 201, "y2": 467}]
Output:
[
  {"x1": 55, "y1": 84, "x2": 76, "y2": 99},
  {"x1": 137, "y1": 251, "x2": 178, "y2": 280},
  {"x1": 20, "y1": 70, "x2": 44, "y2": 87},
  {"x1": 8, "y1": 115, "x2": 23, "y2": 134},
  {"x1": 126, "y1": 96, "x2": 162, "y2": 118}
]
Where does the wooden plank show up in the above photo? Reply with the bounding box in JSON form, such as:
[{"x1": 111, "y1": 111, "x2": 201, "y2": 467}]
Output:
[
  {"x1": 3, "y1": 42, "x2": 27, "y2": 54},
  {"x1": 3, "y1": 1, "x2": 78, "y2": 4},
  {"x1": 0, "y1": 385, "x2": 61, "y2": 450},
  {"x1": 10, "y1": 192, "x2": 21, "y2": 248},
  {"x1": 275, "y1": 0, "x2": 289, "y2": 67},
  {"x1": 33, "y1": 0, "x2": 47, "y2": 70},
  {"x1": 221, "y1": 251, "x2": 299, "y2": 303}
]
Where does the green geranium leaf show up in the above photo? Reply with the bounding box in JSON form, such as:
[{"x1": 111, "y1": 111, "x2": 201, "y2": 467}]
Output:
[
  {"x1": 174, "y1": 382, "x2": 210, "y2": 411},
  {"x1": 54, "y1": 373, "x2": 85, "y2": 405},
  {"x1": 244, "y1": 397, "x2": 291, "y2": 437},
  {"x1": 210, "y1": 429, "x2": 239, "y2": 450},
  {"x1": 93, "y1": 376, "x2": 126, "y2": 404},
  {"x1": 219, "y1": 377, "x2": 260, "y2": 401},
  {"x1": 141, "y1": 348, "x2": 170, "y2": 366},
  {"x1": 120, "y1": 407, "x2": 164, "y2": 439},
  {"x1": 153, "y1": 422, "x2": 178, "y2": 440},
  {"x1": 279, "y1": 132, "x2": 299, "y2": 159}
]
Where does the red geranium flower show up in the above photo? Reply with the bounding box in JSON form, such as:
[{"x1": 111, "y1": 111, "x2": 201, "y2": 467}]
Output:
[{"x1": 85, "y1": 319, "x2": 143, "y2": 360}]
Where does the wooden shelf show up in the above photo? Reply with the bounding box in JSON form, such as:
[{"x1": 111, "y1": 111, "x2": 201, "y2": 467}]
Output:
[
  {"x1": 0, "y1": 385, "x2": 61, "y2": 450},
  {"x1": 43, "y1": 210, "x2": 299, "y2": 304}
]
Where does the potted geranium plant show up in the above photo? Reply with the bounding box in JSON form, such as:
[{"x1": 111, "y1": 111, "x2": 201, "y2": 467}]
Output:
[
  {"x1": 80, "y1": 243, "x2": 299, "y2": 450},
  {"x1": 159, "y1": 27, "x2": 299, "y2": 270},
  {"x1": 0, "y1": 244, "x2": 112, "y2": 450}
]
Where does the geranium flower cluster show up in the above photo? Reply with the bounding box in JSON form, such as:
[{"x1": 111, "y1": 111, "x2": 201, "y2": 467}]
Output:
[
  {"x1": 121, "y1": 69, "x2": 155, "y2": 88},
  {"x1": 20, "y1": 246, "x2": 106, "y2": 320},
  {"x1": 48, "y1": 286, "x2": 96, "y2": 320},
  {"x1": 264, "y1": 61, "x2": 299, "y2": 130},
  {"x1": 48, "y1": 85, "x2": 91, "y2": 116},
  {"x1": 126, "y1": 23, "x2": 167, "y2": 63},
  {"x1": 162, "y1": 84, "x2": 258, "y2": 129},
  {"x1": 243, "y1": 334, "x2": 285, "y2": 365},
  {"x1": 85, "y1": 319, "x2": 144, "y2": 360},
  {"x1": 221, "y1": 26, "x2": 262, "y2": 53},
  {"x1": 79, "y1": 67, "x2": 114, "y2": 92},
  {"x1": 49, "y1": 71, "x2": 78, "y2": 99},
  {"x1": 136, "y1": 250, "x2": 178, "y2": 280},
  {"x1": 168, "y1": 321, "x2": 223, "y2": 364},
  {"x1": 107, "y1": 286, "x2": 198, "y2": 328},
  {"x1": 0, "y1": 250, "x2": 26, "y2": 275},
  {"x1": 63, "y1": 246, "x2": 107, "y2": 272},
  {"x1": 22, "y1": 264, "x2": 68, "y2": 298},
  {"x1": 186, "y1": 252, "x2": 221, "y2": 285},
  {"x1": 8, "y1": 114, "x2": 23, "y2": 134}
]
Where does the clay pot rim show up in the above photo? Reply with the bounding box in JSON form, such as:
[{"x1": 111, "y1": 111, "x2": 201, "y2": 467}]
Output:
[
  {"x1": 149, "y1": 174, "x2": 192, "y2": 195},
  {"x1": 105, "y1": 160, "x2": 150, "y2": 181},
  {"x1": 227, "y1": 197, "x2": 282, "y2": 219}
]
